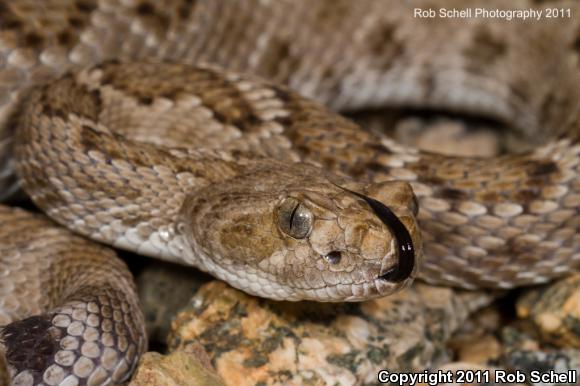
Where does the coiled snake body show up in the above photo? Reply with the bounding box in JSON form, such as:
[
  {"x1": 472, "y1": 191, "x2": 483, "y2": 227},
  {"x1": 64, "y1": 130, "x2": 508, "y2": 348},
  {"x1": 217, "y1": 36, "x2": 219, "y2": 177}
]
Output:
[{"x1": 0, "y1": 0, "x2": 578, "y2": 385}]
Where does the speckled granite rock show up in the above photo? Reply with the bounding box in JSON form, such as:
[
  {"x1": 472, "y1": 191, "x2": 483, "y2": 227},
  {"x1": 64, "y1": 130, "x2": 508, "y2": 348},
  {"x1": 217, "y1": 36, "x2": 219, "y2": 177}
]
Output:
[
  {"x1": 501, "y1": 327, "x2": 580, "y2": 386},
  {"x1": 516, "y1": 274, "x2": 580, "y2": 349},
  {"x1": 454, "y1": 334, "x2": 502, "y2": 366},
  {"x1": 447, "y1": 305, "x2": 503, "y2": 366},
  {"x1": 137, "y1": 261, "x2": 211, "y2": 345},
  {"x1": 129, "y1": 348, "x2": 226, "y2": 386},
  {"x1": 168, "y1": 281, "x2": 491, "y2": 386}
]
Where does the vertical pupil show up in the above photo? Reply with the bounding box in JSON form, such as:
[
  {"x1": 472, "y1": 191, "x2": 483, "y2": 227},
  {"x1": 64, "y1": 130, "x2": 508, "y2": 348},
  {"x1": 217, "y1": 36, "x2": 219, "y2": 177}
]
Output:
[{"x1": 289, "y1": 204, "x2": 300, "y2": 229}]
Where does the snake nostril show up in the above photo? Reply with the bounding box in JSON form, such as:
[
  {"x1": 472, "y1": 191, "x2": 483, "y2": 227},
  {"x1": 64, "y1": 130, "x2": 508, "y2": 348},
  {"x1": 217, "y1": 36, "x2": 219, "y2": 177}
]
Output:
[{"x1": 324, "y1": 251, "x2": 342, "y2": 264}]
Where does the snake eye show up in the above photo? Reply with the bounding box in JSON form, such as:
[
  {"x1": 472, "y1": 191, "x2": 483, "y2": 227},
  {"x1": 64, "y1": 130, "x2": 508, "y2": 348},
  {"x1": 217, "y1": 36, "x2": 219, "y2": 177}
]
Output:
[
  {"x1": 277, "y1": 197, "x2": 313, "y2": 239},
  {"x1": 324, "y1": 251, "x2": 342, "y2": 264}
]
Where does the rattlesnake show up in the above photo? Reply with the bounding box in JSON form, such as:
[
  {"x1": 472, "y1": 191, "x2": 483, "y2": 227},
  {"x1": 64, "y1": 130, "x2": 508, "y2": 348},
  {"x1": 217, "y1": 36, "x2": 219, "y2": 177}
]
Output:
[{"x1": 0, "y1": 0, "x2": 578, "y2": 385}]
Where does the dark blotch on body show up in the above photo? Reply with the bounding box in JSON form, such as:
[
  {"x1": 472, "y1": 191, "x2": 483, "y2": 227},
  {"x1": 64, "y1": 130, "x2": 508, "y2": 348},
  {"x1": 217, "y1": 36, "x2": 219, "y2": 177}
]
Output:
[
  {"x1": 75, "y1": 0, "x2": 97, "y2": 13},
  {"x1": 514, "y1": 189, "x2": 539, "y2": 202},
  {"x1": 179, "y1": 0, "x2": 199, "y2": 19},
  {"x1": 102, "y1": 64, "x2": 265, "y2": 132},
  {"x1": 417, "y1": 175, "x2": 445, "y2": 186},
  {"x1": 139, "y1": 96, "x2": 153, "y2": 105},
  {"x1": 523, "y1": 160, "x2": 560, "y2": 191},
  {"x1": 68, "y1": 16, "x2": 84, "y2": 28},
  {"x1": 0, "y1": 2, "x2": 22, "y2": 30},
  {"x1": 369, "y1": 23, "x2": 405, "y2": 70},
  {"x1": 480, "y1": 191, "x2": 502, "y2": 203},
  {"x1": 366, "y1": 162, "x2": 390, "y2": 174},
  {"x1": 40, "y1": 77, "x2": 101, "y2": 121},
  {"x1": 57, "y1": 31, "x2": 73, "y2": 46},
  {"x1": 509, "y1": 80, "x2": 531, "y2": 105},
  {"x1": 529, "y1": 161, "x2": 558, "y2": 177},
  {"x1": 437, "y1": 187, "x2": 468, "y2": 201},
  {"x1": 263, "y1": 37, "x2": 301, "y2": 82},
  {"x1": 313, "y1": 0, "x2": 350, "y2": 25},
  {"x1": 24, "y1": 33, "x2": 44, "y2": 48},
  {"x1": 464, "y1": 27, "x2": 506, "y2": 71},
  {"x1": 136, "y1": 2, "x2": 156, "y2": 15}
]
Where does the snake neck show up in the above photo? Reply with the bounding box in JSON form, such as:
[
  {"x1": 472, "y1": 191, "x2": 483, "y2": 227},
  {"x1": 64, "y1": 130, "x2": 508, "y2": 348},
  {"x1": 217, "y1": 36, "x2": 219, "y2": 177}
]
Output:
[{"x1": 11, "y1": 75, "x2": 257, "y2": 267}]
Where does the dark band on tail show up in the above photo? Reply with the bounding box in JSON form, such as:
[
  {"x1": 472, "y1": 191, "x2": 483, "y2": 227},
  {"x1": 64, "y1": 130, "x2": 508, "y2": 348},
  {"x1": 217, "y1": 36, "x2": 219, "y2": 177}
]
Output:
[{"x1": 0, "y1": 314, "x2": 59, "y2": 384}]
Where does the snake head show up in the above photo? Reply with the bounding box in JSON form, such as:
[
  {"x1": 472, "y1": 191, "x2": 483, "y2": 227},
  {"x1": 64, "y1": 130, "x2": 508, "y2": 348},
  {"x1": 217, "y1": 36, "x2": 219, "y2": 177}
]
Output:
[{"x1": 181, "y1": 163, "x2": 421, "y2": 301}]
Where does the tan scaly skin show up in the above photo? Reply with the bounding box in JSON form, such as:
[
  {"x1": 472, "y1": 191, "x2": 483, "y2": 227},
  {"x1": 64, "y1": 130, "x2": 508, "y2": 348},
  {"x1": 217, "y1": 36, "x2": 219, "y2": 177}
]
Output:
[
  {"x1": 0, "y1": 205, "x2": 145, "y2": 386},
  {"x1": 0, "y1": 1, "x2": 578, "y2": 385}
]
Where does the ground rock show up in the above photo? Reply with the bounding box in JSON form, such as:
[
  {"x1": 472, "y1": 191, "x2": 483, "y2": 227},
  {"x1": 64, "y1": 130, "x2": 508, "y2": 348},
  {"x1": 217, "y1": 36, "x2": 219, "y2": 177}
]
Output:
[
  {"x1": 448, "y1": 305, "x2": 503, "y2": 366},
  {"x1": 517, "y1": 274, "x2": 580, "y2": 349},
  {"x1": 168, "y1": 281, "x2": 490, "y2": 386},
  {"x1": 501, "y1": 327, "x2": 580, "y2": 386},
  {"x1": 129, "y1": 348, "x2": 226, "y2": 386},
  {"x1": 137, "y1": 261, "x2": 210, "y2": 345}
]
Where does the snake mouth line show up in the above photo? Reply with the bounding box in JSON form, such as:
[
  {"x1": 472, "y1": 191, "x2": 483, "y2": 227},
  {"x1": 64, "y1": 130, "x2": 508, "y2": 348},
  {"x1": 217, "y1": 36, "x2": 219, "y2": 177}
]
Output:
[{"x1": 348, "y1": 191, "x2": 415, "y2": 283}]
